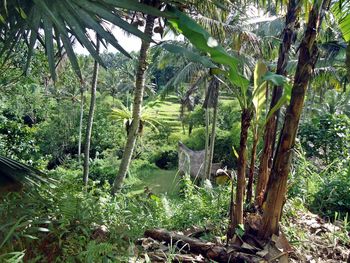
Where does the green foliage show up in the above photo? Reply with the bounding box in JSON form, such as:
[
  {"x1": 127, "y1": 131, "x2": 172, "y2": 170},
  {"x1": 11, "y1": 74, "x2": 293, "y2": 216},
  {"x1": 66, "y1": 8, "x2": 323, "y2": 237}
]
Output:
[
  {"x1": 0, "y1": 119, "x2": 42, "y2": 165},
  {"x1": 0, "y1": 167, "x2": 230, "y2": 261},
  {"x1": 289, "y1": 143, "x2": 350, "y2": 221},
  {"x1": 0, "y1": 0, "x2": 169, "y2": 80},
  {"x1": 166, "y1": 6, "x2": 248, "y2": 91},
  {"x1": 299, "y1": 113, "x2": 350, "y2": 164},
  {"x1": 312, "y1": 165, "x2": 350, "y2": 220},
  {"x1": 183, "y1": 127, "x2": 239, "y2": 167},
  {"x1": 150, "y1": 145, "x2": 178, "y2": 170}
]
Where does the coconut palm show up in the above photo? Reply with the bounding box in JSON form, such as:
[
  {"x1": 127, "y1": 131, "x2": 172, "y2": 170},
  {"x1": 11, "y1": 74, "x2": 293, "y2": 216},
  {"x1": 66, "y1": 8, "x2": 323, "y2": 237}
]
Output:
[{"x1": 0, "y1": 0, "x2": 167, "y2": 81}]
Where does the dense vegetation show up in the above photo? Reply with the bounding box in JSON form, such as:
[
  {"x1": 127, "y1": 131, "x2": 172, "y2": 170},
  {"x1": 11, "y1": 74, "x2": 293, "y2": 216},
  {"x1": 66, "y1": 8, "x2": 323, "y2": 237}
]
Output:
[{"x1": 0, "y1": 0, "x2": 349, "y2": 262}]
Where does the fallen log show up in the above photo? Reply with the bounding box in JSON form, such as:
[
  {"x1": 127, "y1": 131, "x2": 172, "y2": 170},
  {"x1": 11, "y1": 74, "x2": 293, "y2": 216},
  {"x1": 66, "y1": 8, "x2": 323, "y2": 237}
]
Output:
[{"x1": 144, "y1": 229, "x2": 263, "y2": 263}]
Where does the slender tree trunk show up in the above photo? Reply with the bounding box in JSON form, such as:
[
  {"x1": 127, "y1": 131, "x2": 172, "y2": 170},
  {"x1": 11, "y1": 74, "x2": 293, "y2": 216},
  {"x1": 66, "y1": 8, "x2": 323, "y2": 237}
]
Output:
[
  {"x1": 255, "y1": 0, "x2": 301, "y2": 208},
  {"x1": 203, "y1": 78, "x2": 219, "y2": 181},
  {"x1": 206, "y1": 89, "x2": 219, "y2": 181},
  {"x1": 78, "y1": 89, "x2": 84, "y2": 163},
  {"x1": 258, "y1": 0, "x2": 330, "y2": 239},
  {"x1": 203, "y1": 108, "x2": 210, "y2": 181},
  {"x1": 111, "y1": 14, "x2": 156, "y2": 194},
  {"x1": 228, "y1": 108, "x2": 252, "y2": 239},
  {"x1": 83, "y1": 37, "x2": 100, "y2": 185},
  {"x1": 246, "y1": 124, "x2": 258, "y2": 204}
]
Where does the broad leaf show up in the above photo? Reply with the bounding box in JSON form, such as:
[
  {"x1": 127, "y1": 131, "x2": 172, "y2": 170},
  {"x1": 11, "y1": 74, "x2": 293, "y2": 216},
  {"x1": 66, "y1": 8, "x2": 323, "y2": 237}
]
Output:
[
  {"x1": 332, "y1": 1, "x2": 350, "y2": 41},
  {"x1": 166, "y1": 6, "x2": 249, "y2": 93},
  {"x1": 162, "y1": 43, "x2": 216, "y2": 68},
  {"x1": 252, "y1": 60, "x2": 268, "y2": 121}
]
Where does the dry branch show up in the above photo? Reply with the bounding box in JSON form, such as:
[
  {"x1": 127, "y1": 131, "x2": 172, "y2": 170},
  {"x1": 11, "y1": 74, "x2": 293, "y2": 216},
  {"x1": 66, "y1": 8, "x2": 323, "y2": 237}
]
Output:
[{"x1": 144, "y1": 228, "x2": 263, "y2": 263}]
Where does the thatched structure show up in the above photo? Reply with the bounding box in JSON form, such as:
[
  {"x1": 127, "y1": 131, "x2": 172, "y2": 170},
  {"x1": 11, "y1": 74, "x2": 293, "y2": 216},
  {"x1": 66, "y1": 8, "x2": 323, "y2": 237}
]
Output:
[{"x1": 178, "y1": 142, "x2": 221, "y2": 179}]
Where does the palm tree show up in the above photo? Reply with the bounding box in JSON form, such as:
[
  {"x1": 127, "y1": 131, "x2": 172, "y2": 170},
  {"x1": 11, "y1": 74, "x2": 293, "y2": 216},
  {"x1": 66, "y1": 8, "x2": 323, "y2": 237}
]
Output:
[
  {"x1": 83, "y1": 35, "x2": 100, "y2": 185},
  {"x1": 111, "y1": 3, "x2": 160, "y2": 194},
  {"x1": 0, "y1": 0, "x2": 168, "y2": 81}
]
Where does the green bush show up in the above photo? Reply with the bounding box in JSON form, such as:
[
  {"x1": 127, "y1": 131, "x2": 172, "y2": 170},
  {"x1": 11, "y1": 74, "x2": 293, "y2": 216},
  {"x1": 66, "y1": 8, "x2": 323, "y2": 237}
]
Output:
[
  {"x1": 311, "y1": 163, "x2": 350, "y2": 220},
  {"x1": 299, "y1": 113, "x2": 350, "y2": 165},
  {"x1": 89, "y1": 157, "x2": 120, "y2": 184},
  {"x1": 0, "y1": 167, "x2": 230, "y2": 261},
  {"x1": 183, "y1": 127, "x2": 239, "y2": 167},
  {"x1": 289, "y1": 144, "x2": 350, "y2": 221},
  {"x1": 150, "y1": 145, "x2": 178, "y2": 169}
]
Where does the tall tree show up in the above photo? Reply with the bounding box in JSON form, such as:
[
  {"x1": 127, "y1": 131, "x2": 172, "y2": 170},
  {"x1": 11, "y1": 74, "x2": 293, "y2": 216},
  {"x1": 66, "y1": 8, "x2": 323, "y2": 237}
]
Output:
[
  {"x1": 83, "y1": 36, "x2": 100, "y2": 185},
  {"x1": 258, "y1": 0, "x2": 331, "y2": 239},
  {"x1": 255, "y1": 0, "x2": 301, "y2": 208},
  {"x1": 78, "y1": 86, "x2": 85, "y2": 163},
  {"x1": 111, "y1": 4, "x2": 159, "y2": 193}
]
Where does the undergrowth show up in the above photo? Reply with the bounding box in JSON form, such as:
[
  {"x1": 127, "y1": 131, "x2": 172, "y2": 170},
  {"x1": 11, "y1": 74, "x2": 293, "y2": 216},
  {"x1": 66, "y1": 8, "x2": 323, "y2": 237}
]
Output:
[{"x1": 0, "y1": 170, "x2": 230, "y2": 262}]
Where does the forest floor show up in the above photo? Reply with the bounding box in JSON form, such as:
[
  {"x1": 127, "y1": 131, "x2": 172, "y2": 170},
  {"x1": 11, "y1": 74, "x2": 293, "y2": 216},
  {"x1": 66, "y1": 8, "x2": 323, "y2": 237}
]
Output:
[
  {"x1": 135, "y1": 209, "x2": 350, "y2": 262},
  {"x1": 126, "y1": 169, "x2": 350, "y2": 262}
]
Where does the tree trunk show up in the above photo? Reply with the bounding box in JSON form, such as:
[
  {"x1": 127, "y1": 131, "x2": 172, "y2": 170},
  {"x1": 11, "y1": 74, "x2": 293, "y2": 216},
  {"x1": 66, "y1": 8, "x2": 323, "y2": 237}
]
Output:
[
  {"x1": 206, "y1": 91, "x2": 219, "y2": 181},
  {"x1": 204, "y1": 79, "x2": 220, "y2": 181},
  {"x1": 203, "y1": 108, "x2": 210, "y2": 181},
  {"x1": 228, "y1": 108, "x2": 252, "y2": 239},
  {"x1": 78, "y1": 89, "x2": 84, "y2": 163},
  {"x1": 83, "y1": 37, "x2": 100, "y2": 185},
  {"x1": 246, "y1": 125, "x2": 258, "y2": 204},
  {"x1": 255, "y1": 0, "x2": 301, "y2": 208},
  {"x1": 145, "y1": 229, "x2": 259, "y2": 263},
  {"x1": 111, "y1": 14, "x2": 155, "y2": 194},
  {"x1": 258, "y1": 0, "x2": 330, "y2": 240}
]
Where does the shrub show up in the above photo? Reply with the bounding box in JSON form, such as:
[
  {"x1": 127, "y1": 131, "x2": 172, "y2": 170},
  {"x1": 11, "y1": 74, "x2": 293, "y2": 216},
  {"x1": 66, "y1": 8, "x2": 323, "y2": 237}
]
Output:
[
  {"x1": 299, "y1": 114, "x2": 350, "y2": 165},
  {"x1": 183, "y1": 127, "x2": 239, "y2": 167},
  {"x1": 150, "y1": 145, "x2": 178, "y2": 169},
  {"x1": 311, "y1": 163, "x2": 350, "y2": 220}
]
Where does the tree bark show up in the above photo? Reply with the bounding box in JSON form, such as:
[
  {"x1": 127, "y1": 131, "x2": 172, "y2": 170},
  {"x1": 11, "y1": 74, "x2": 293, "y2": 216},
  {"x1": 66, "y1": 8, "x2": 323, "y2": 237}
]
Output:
[
  {"x1": 246, "y1": 125, "x2": 258, "y2": 204},
  {"x1": 228, "y1": 108, "x2": 252, "y2": 239},
  {"x1": 205, "y1": 79, "x2": 219, "y2": 181},
  {"x1": 255, "y1": 0, "x2": 301, "y2": 208},
  {"x1": 111, "y1": 14, "x2": 155, "y2": 194},
  {"x1": 203, "y1": 108, "x2": 210, "y2": 181},
  {"x1": 78, "y1": 89, "x2": 84, "y2": 163},
  {"x1": 83, "y1": 37, "x2": 100, "y2": 185},
  {"x1": 258, "y1": 0, "x2": 331, "y2": 240},
  {"x1": 145, "y1": 229, "x2": 259, "y2": 263}
]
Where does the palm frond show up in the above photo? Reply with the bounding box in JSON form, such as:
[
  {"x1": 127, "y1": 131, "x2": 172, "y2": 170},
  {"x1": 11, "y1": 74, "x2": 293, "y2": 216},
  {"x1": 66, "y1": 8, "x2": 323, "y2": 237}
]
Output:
[
  {"x1": 0, "y1": 156, "x2": 51, "y2": 190},
  {"x1": 0, "y1": 0, "x2": 169, "y2": 81}
]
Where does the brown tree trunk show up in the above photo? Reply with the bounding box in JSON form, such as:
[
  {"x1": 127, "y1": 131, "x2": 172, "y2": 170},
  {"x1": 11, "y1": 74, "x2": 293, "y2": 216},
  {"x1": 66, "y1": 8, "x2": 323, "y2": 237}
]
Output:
[
  {"x1": 258, "y1": 0, "x2": 330, "y2": 240},
  {"x1": 83, "y1": 36, "x2": 100, "y2": 185},
  {"x1": 228, "y1": 108, "x2": 252, "y2": 239},
  {"x1": 111, "y1": 14, "x2": 156, "y2": 194},
  {"x1": 255, "y1": 0, "x2": 301, "y2": 208},
  {"x1": 246, "y1": 125, "x2": 258, "y2": 205}
]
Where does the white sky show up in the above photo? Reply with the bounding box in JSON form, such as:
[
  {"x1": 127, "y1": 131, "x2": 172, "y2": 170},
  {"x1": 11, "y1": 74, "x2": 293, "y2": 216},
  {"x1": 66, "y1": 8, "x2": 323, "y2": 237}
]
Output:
[{"x1": 74, "y1": 27, "x2": 181, "y2": 54}]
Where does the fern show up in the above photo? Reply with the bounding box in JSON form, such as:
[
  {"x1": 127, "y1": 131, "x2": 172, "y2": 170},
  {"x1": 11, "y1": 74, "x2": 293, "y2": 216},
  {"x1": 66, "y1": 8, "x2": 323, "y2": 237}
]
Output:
[{"x1": 79, "y1": 241, "x2": 115, "y2": 263}]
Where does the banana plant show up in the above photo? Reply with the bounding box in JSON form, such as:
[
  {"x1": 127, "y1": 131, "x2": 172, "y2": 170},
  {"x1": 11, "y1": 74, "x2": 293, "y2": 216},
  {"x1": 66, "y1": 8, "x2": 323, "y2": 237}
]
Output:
[{"x1": 164, "y1": 6, "x2": 290, "y2": 239}]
